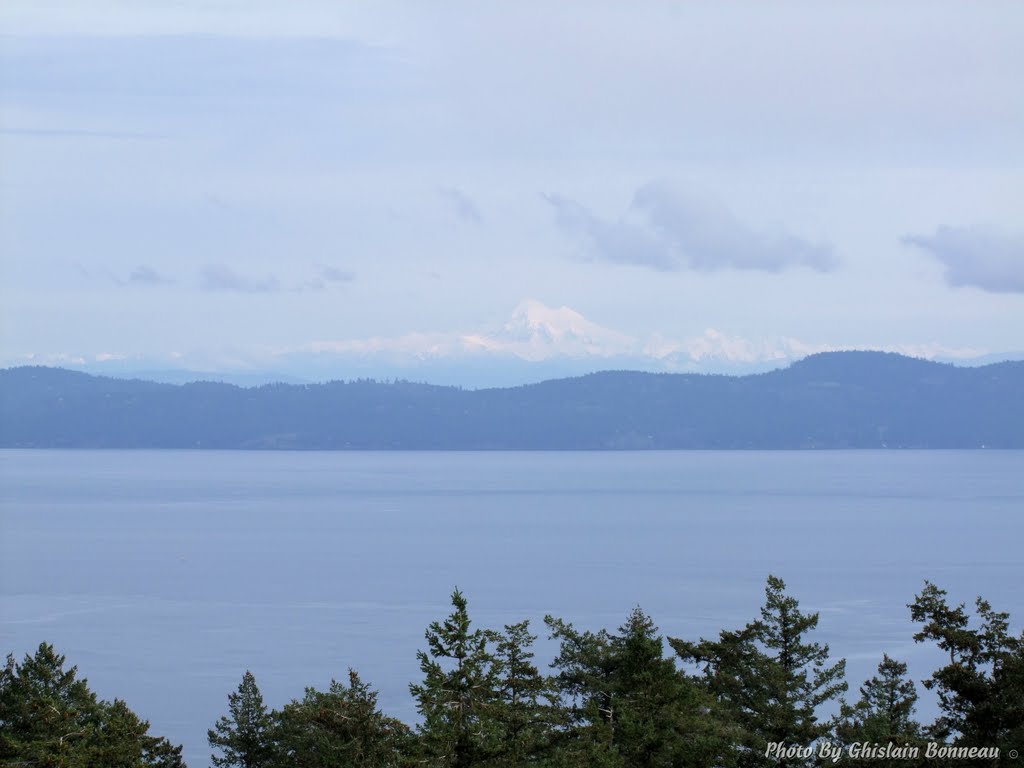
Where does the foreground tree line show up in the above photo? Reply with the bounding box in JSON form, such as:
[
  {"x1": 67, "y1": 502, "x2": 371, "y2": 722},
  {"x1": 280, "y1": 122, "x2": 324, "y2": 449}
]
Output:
[{"x1": 3, "y1": 578, "x2": 1022, "y2": 767}]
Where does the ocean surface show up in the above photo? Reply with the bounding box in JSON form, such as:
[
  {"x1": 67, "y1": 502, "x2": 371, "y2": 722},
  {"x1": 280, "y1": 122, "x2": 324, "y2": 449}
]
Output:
[{"x1": 1, "y1": 449, "x2": 1022, "y2": 767}]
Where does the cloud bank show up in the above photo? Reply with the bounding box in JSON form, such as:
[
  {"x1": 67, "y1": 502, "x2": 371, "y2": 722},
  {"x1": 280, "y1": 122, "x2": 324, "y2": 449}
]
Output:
[
  {"x1": 903, "y1": 226, "x2": 1024, "y2": 293},
  {"x1": 547, "y1": 182, "x2": 836, "y2": 274}
]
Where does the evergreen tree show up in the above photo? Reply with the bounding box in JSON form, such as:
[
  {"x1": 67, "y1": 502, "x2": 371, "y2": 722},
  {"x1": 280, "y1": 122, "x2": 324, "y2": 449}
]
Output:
[
  {"x1": 835, "y1": 655, "x2": 924, "y2": 768},
  {"x1": 547, "y1": 608, "x2": 735, "y2": 768},
  {"x1": 838, "y1": 655, "x2": 921, "y2": 743},
  {"x1": 755, "y1": 575, "x2": 847, "y2": 747},
  {"x1": 271, "y1": 670, "x2": 412, "y2": 768},
  {"x1": 545, "y1": 615, "x2": 622, "y2": 768},
  {"x1": 488, "y1": 620, "x2": 557, "y2": 766},
  {"x1": 0, "y1": 642, "x2": 185, "y2": 768},
  {"x1": 409, "y1": 589, "x2": 499, "y2": 768},
  {"x1": 610, "y1": 608, "x2": 735, "y2": 768},
  {"x1": 91, "y1": 699, "x2": 185, "y2": 768},
  {"x1": 0, "y1": 643, "x2": 99, "y2": 766},
  {"x1": 208, "y1": 670, "x2": 273, "y2": 768},
  {"x1": 909, "y1": 582, "x2": 1024, "y2": 755},
  {"x1": 142, "y1": 730, "x2": 187, "y2": 768},
  {"x1": 671, "y1": 575, "x2": 847, "y2": 768}
]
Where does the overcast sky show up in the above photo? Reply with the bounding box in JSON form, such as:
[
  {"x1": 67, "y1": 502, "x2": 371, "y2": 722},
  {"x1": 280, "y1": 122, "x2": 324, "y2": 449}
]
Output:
[{"x1": 2, "y1": 1, "x2": 1022, "y2": 377}]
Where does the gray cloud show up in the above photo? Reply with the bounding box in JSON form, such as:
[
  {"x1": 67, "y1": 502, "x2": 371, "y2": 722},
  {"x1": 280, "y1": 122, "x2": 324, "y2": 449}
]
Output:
[
  {"x1": 903, "y1": 226, "x2": 1024, "y2": 294},
  {"x1": 300, "y1": 265, "x2": 356, "y2": 291},
  {"x1": 547, "y1": 182, "x2": 836, "y2": 274},
  {"x1": 545, "y1": 193, "x2": 675, "y2": 270},
  {"x1": 201, "y1": 264, "x2": 280, "y2": 293},
  {"x1": 439, "y1": 187, "x2": 483, "y2": 224},
  {"x1": 128, "y1": 265, "x2": 173, "y2": 285},
  {"x1": 317, "y1": 265, "x2": 355, "y2": 283}
]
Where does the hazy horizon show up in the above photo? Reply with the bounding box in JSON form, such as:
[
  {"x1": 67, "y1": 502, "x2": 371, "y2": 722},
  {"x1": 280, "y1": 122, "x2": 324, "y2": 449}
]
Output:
[{"x1": 5, "y1": 344, "x2": 1024, "y2": 391}]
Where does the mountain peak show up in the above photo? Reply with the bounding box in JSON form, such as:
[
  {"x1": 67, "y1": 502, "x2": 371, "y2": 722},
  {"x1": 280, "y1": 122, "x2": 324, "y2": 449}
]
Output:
[
  {"x1": 506, "y1": 299, "x2": 589, "y2": 335},
  {"x1": 498, "y1": 299, "x2": 636, "y2": 358}
]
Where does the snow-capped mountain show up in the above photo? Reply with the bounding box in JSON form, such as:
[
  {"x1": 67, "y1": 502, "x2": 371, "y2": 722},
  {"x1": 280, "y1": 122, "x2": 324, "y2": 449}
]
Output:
[
  {"x1": 469, "y1": 299, "x2": 639, "y2": 361},
  {"x1": 291, "y1": 299, "x2": 994, "y2": 383},
  {"x1": 30, "y1": 299, "x2": 995, "y2": 388}
]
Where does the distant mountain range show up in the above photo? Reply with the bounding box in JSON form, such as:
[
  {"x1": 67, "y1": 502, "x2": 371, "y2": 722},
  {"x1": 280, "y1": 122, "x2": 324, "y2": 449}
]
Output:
[
  {"x1": 14, "y1": 300, "x2": 1014, "y2": 389},
  {"x1": 2, "y1": 351, "x2": 1021, "y2": 449}
]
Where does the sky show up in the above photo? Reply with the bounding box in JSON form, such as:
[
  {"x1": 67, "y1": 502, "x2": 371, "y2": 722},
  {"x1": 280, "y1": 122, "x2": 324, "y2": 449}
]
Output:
[{"x1": 2, "y1": 1, "x2": 1022, "y2": 384}]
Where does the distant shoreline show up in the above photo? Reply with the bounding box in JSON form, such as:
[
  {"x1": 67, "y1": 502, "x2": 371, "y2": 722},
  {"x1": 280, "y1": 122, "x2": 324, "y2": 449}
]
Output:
[{"x1": 3, "y1": 351, "x2": 1023, "y2": 449}]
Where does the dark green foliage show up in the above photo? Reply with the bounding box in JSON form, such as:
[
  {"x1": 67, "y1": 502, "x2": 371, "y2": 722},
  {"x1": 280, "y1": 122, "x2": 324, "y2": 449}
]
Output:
[
  {"x1": 92, "y1": 699, "x2": 182, "y2": 768},
  {"x1": 409, "y1": 589, "x2": 499, "y2": 767},
  {"x1": 208, "y1": 670, "x2": 273, "y2": 768},
  {"x1": 545, "y1": 614, "x2": 620, "y2": 766},
  {"x1": 838, "y1": 655, "x2": 921, "y2": 743},
  {"x1": 13, "y1": 580, "x2": 1024, "y2": 768},
  {"x1": 835, "y1": 655, "x2": 926, "y2": 768},
  {"x1": 4, "y1": 352, "x2": 1024, "y2": 448},
  {"x1": 487, "y1": 621, "x2": 558, "y2": 766},
  {"x1": 910, "y1": 581, "x2": 1024, "y2": 758},
  {"x1": 270, "y1": 670, "x2": 412, "y2": 768},
  {"x1": 0, "y1": 643, "x2": 98, "y2": 766},
  {"x1": 547, "y1": 608, "x2": 735, "y2": 768},
  {"x1": 755, "y1": 575, "x2": 848, "y2": 746},
  {"x1": 544, "y1": 617, "x2": 622, "y2": 768},
  {"x1": 0, "y1": 642, "x2": 184, "y2": 767},
  {"x1": 671, "y1": 575, "x2": 847, "y2": 767},
  {"x1": 608, "y1": 608, "x2": 735, "y2": 768}
]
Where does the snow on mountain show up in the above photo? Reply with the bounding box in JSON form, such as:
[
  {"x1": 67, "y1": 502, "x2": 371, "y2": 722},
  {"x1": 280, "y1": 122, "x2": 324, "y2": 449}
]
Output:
[
  {"x1": 480, "y1": 299, "x2": 639, "y2": 361},
  {"x1": 649, "y1": 329, "x2": 833, "y2": 367},
  {"x1": 209, "y1": 299, "x2": 999, "y2": 370},
  {"x1": 307, "y1": 300, "x2": 642, "y2": 363},
  {"x1": 31, "y1": 300, "x2": 996, "y2": 386}
]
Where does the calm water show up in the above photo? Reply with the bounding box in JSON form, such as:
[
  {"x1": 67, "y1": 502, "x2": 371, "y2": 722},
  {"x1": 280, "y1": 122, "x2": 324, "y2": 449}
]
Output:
[{"x1": 1, "y1": 450, "x2": 1022, "y2": 766}]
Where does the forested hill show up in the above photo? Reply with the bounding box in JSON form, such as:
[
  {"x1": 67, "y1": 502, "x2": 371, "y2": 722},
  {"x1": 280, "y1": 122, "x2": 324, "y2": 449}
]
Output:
[{"x1": 2, "y1": 351, "x2": 1022, "y2": 449}]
